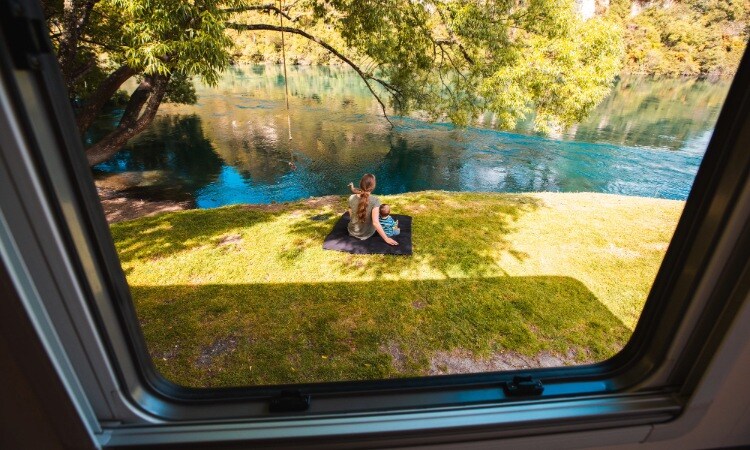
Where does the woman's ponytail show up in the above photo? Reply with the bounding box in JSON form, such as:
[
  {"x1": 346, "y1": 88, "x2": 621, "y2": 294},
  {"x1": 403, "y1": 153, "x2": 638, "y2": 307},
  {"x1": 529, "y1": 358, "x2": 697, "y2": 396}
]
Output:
[
  {"x1": 357, "y1": 190, "x2": 370, "y2": 222},
  {"x1": 356, "y1": 174, "x2": 376, "y2": 222}
]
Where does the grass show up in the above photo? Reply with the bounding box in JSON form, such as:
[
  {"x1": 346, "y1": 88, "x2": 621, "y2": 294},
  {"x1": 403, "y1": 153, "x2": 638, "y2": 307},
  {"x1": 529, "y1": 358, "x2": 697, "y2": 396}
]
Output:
[{"x1": 110, "y1": 191, "x2": 683, "y2": 387}]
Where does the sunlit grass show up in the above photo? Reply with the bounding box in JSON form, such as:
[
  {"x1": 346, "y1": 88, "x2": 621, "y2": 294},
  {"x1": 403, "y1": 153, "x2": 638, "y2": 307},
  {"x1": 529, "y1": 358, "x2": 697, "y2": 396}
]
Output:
[{"x1": 110, "y1": 192, "x2": 683, "y2": 387}]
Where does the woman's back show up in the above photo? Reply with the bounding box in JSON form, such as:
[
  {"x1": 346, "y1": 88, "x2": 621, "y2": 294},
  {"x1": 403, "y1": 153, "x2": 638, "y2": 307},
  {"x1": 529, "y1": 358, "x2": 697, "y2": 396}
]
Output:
[{"x1": 347, "y1": 194, "x2": 380, "y2": 240}]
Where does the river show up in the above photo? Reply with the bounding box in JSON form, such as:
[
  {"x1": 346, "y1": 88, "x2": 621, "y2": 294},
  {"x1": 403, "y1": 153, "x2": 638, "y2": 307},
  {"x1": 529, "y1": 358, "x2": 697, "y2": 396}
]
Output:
[{"x1": 90, "y1": 64, "x2": 730, "y2": 206}]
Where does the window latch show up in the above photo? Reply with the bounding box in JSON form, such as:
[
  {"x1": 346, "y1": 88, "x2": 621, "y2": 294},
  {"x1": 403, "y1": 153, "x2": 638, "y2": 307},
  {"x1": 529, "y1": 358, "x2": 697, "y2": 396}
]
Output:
[
  {"x1": 269, "y1": 390, "x2": 311, "y2": 413},
  {"x1": 504, "y1": 375, "x2": 544, "y2": 397}
]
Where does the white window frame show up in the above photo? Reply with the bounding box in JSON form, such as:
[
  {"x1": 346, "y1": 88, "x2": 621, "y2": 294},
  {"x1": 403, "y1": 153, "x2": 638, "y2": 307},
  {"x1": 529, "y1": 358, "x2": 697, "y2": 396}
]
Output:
[{"x1": 1, "y1": 1, "x2": 750, "y2": 447}]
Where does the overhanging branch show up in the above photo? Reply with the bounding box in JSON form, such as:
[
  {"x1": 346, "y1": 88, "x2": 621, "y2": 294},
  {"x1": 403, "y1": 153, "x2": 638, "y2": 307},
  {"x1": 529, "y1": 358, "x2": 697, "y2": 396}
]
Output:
[
  {"x1": 435, "y1": 39, "x2": 474, "y2": 65},
  {"x1": 221, "y1": 4, "x2": 295, "y2": 22},
  {"x1": 227, "y1": 22, "x2": 397, "y2": 126}
]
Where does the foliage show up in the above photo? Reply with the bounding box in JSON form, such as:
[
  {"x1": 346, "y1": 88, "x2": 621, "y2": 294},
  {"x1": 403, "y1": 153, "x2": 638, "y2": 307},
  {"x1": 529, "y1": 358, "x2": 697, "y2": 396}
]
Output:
[
  {"x1": 111, "y1": 0, "x2": 233, "y2": 87},
  {"x1": 309, "y1": 0, "x2": 624, "y2": 131},
  {"x1": 566, "y1": 75, "x2": 730, "y2": 149},
  {"x1": 227, "y1": 12, "x2": 349, "y2": 65},
  {"x1": 615, "y1": 0, "x2": 750, "y2": 79},
  {"x1": 45, "y1": 0, "x2": 234, "y2": 101},
  {"x1": 46, "y1": 0, "x2": 628, "y2": 164},
  {"x1": 110, "y1": 191, "x2": 682, "y2": 387}
]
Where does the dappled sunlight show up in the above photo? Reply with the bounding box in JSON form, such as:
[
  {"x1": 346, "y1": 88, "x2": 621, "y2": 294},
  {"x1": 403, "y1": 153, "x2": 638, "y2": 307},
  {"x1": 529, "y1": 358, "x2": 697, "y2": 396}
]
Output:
[
  {"x1": 279, "y1": 191, "x2": 541, "y2": 280},
  {"x1": 110, "y1": 206, "x2": 276, "y2": 263},
  {"x1": 115, "y1": 192, "x2": 682, "y2": 326}
]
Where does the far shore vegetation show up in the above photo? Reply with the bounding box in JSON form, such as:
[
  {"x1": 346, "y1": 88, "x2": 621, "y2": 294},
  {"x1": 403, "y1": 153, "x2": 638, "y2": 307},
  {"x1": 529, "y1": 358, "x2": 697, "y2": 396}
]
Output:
[
  {"x1": 231, "y1": 0, "x2": 748, "y2": 82},
  {"x1": 112, "y1": 192, "x2": 683, "y2": 387}
]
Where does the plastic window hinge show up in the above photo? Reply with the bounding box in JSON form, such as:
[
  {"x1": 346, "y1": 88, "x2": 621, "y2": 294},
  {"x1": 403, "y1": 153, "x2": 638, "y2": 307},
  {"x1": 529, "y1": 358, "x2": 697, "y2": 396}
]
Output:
[
  {"x1": 269, "y1": 390, "x2": 311, "y2": 413},
  {"x1": 503, "y1": 375, "x2": 544, "y2": 397}
]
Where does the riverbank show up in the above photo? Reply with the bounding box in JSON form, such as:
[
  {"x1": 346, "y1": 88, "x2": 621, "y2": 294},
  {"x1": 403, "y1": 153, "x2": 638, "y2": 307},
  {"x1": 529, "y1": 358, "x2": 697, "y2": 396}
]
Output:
[
  {"x1": 97, "y1": 184, "x2": 191, "y2": 223},
  {"x1": 110, "y1": 191, "x2": 683, "y2": 387}
]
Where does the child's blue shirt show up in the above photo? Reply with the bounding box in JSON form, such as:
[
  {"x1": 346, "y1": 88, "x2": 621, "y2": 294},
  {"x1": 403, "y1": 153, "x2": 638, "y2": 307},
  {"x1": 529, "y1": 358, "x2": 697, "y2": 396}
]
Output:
[{"x1": 379, "y1": 215, "x2": 396, "y2": 236}]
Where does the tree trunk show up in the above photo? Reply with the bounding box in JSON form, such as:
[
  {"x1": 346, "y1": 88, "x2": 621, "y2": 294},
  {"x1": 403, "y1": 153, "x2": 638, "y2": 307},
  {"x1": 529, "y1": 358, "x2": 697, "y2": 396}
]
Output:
[
  {"x1": 76, "y1": 65, "x2": 137, "y2": 133},
  {"x1": 85, "y1": 75, "x2": 170, "y2": 166},
  {"x1": 57, "y1": 0, "x2": 99, "y2": 90}
]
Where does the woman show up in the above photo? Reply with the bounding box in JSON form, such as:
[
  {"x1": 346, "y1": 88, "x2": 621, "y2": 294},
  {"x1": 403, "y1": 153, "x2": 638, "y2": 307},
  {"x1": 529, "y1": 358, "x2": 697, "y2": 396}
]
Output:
[{"x1": 347, "y1": 174, "x2": 398, "y2": 246}]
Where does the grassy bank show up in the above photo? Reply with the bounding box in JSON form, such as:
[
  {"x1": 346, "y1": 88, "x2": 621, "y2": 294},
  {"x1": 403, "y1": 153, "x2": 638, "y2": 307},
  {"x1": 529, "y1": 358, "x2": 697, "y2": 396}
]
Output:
[{"x1": 111, "y1": 191, "x2": 683, "y2": 387}]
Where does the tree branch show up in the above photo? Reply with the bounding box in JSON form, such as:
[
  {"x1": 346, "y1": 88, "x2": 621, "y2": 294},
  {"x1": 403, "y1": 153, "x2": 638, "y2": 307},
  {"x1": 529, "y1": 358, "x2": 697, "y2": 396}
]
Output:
[
  {"x1": 370, "y1": 77, "x2": 403, "y2": 110},
  {"x1": 434, "y1": 7, "x2": 475, "y2": 65},
  {"x1": 68, "y1": 57, "x2": 96, "y2": 84},
  {"x1": 436, "y1": 41, "x2": 469, "y2": 83},
  {"x1": 227, "y1": 22, "x2": 397, "y2": 126},
  {"x1": 76, "y1": 65, "x2": 137, "y2": 133},
  {"x1": 78, "y1": 36, "x2": 121, "y2": 53},
  {"x1": 221, "y1": 4, "x2": 295, "y2": 22},
  {"x1": 85, "y1": 74, "x2": 170, "y2": 166},
  {"x1": 57, "y1": 0, "x2": 100, "y2": 88},
  {"x1": 434, "y1": 39, "x2": 475, "y2": 65}
]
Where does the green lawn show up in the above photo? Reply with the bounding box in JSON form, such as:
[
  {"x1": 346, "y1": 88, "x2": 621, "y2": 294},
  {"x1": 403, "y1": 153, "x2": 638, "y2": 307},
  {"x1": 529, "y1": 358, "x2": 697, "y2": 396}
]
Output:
[{"x1": 110, "y1": 191, "x2": 683, "y2": 387}]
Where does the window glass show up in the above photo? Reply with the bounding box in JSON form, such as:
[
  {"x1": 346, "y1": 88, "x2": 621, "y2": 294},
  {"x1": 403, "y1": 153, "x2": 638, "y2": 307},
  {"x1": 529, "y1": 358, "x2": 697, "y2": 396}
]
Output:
[{"x1": 48, "y1": 0, "x2": 749, "y2": 387}]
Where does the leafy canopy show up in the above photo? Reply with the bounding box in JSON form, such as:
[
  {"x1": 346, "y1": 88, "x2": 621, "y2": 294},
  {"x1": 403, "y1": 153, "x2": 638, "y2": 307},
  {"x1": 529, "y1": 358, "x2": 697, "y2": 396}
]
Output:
[
  {"x1": 613, "y1": 0, "x2": 749, "y2": 79},
  {"x1": 306, "y1": 0, "x2": 623, "y2": 131},
  {"x1": 51, "y1": 0, "x2": 624, "y2": 134},
  {"x1": 112, "y1": 0, "x2": 233, "y2": 86}
]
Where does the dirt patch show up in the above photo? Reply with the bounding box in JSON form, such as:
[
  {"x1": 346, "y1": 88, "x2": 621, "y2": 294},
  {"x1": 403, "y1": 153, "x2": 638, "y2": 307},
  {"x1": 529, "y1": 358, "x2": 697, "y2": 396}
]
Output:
[
  {"x1": 302, "y1": 195, "x2": 344, "y2": 209},
  {"x1": 381, "y1": 341, "x2": 408, "y2": 372},
  {"x1": 217, "y1": 234, "x2": 243, "y2": 246},
  {"x1": 195, "y1": 336, "x2": 239, "y2": 368},
  {"x1": 97, "y1": 185, "x2": 192, "y2": 223},
  {"x1": 151, "y1": 345, "x2": 180, "y2": 362},
  {"x1": 99, "y1": 186, "x2": 344, "y2": 223},
  {"x1": 429, "y1": 348, "x2": 592, "y2": 375},
  {"x1": 605, "y1": 243, "x2": 641, "y2": 259},
  {"x1": 648, "y1": 242, "x2": 670, "y2": 252},
  {"x1": 242, "y1": 195, "x2": 343, "y2": 213}
]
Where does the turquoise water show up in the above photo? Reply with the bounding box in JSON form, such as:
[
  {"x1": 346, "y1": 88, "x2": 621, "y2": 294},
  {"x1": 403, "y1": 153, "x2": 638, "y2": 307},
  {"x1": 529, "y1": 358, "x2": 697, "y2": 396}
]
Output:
[{"x1": 91, "y1": 65, "x2": 729, "y2": 205}]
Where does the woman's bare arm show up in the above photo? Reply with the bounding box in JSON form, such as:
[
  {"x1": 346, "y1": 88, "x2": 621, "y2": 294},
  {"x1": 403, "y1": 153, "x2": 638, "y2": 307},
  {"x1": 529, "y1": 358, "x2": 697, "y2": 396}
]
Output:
[{"x1": 372, "y1": 207, "x2": 398, "y2": 245}]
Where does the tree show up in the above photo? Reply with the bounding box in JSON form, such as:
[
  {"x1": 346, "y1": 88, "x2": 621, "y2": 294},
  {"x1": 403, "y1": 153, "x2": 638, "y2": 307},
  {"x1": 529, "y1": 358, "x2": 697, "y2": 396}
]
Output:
[
  {"x1": 44, "y1": 0, "x2": 232, "y2": 165},
  {"x1": 614, "y1": 0, "x2": 749, "y2": 79},
  {"x1": 45, "y1": 0, "x2": 624, "y2": 166}
]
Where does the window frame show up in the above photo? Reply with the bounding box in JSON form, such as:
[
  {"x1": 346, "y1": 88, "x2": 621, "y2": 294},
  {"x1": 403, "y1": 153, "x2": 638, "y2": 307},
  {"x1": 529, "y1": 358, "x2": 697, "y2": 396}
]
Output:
[{"x1": 1, "y1": 1, "x2": 750, "y2": 446}]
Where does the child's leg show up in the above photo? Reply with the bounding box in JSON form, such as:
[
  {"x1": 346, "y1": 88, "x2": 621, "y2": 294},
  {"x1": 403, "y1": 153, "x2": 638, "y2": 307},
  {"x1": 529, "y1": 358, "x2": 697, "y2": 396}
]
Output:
[{"x1": 391, "y1": 228, "x2": 400, "y2": 236}]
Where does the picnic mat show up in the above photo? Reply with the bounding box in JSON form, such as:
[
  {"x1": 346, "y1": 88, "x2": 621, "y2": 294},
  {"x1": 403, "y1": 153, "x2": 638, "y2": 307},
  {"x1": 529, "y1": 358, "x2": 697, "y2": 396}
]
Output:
[{"x1": 322, "y1": 212, "x2": 413, "y2": 255}]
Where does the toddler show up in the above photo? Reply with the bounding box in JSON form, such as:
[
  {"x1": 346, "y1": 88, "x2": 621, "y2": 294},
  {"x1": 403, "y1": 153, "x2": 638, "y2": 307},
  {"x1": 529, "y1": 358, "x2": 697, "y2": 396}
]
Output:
[{"x1": 378, "y1": 204, "x2": 400, "y2": 237}]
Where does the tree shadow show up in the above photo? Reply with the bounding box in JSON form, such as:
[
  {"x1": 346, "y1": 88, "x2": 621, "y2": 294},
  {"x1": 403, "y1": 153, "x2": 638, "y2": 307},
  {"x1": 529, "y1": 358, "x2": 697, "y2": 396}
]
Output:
[
  {"x1": 130, "y1": 275, "x2": 629, "y2": 388},
  {"x1": 110, "y1": 206, "x2": 276, "y2": 263},
  {"x1": 93, "y1": 114, "x2": 225, "y2": 203},
  {"x1": 284, "y1": 192, "x2": 542, "y2": 279}
]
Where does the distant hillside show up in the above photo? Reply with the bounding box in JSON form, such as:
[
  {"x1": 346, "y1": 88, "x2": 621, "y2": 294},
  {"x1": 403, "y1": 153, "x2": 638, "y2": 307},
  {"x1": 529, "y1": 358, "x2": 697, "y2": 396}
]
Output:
[{"x1": 594, "y1": 0, "x2": 748, "y2": 79}]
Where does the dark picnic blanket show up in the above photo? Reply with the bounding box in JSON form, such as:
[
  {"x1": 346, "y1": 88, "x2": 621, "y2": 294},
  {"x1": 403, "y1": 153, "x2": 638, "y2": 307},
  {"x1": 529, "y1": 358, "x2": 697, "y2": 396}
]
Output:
[{"x1": 322, "y1": 212, "x2": 413, "y2": 255}]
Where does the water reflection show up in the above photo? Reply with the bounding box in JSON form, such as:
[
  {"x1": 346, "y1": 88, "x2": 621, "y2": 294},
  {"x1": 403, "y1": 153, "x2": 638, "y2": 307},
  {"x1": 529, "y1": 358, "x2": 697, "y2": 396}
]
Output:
[
  {"x1": 92, "y1": 65, "x2": 730, "y2": 204},
  {"x1": 559, "y1": 77, "x2": 728, "y2": 150},
  {"x1": 94, "y1": 115, "x2": 224, "y2": 203}
]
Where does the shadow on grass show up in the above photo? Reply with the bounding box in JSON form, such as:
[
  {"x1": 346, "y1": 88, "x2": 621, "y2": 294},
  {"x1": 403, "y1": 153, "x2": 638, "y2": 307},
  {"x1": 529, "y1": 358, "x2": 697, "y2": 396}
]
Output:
[
  {"x1": 285, "y1": 192, "x2": 543, "y2": 279},
  {"x1": 110, "y1": 206, "x2": 276, "y2": 263},
  {"x1": 131, "y1": 275, "x2": 629, "y2": 388}
]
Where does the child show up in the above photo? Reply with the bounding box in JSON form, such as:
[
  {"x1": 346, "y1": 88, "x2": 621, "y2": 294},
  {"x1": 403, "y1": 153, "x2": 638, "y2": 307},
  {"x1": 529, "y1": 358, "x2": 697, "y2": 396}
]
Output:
[{"x1": 378, "y1": 204, "x2": 400, "y2": 237}]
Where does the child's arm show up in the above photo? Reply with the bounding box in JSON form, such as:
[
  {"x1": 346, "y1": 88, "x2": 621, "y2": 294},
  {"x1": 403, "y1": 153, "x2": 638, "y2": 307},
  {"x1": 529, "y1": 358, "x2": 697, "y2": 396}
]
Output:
[{"x1": 348, "y1": 182, "x2": 358, "y2": 194}]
